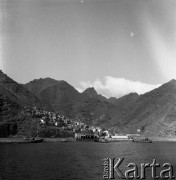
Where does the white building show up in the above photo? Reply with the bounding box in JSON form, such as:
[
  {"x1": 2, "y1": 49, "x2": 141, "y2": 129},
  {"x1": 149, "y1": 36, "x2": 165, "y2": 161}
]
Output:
[{"x1": 111, "y1": 135, "x2": 129, "y2": 140}]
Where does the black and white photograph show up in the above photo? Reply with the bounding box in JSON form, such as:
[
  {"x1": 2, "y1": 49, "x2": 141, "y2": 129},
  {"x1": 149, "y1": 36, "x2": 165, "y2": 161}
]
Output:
[{"x1": 0, "y1": 0, "x2": 176, "y2": 179}]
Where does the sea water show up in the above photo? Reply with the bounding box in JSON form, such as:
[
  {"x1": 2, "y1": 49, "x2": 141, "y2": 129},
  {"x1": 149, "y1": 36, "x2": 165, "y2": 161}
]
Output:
[{"x1": 0, "y1": 141, "x2": 176, "y2": 180}]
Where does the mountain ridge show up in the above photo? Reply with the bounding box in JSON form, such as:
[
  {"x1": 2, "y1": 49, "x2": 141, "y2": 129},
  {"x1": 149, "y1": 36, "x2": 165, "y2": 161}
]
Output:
[
  {"x1": 1, "y1": 70, "x2": 176, "y2": 137},
  {"x1": 0, "y1": 70, "x2": 44, "y2": 108}
]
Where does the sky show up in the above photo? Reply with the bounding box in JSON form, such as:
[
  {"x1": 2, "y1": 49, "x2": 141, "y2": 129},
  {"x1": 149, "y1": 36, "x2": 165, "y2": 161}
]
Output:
[{"x1": 0, "y1": 0, "x2": 176, "y2": 98}]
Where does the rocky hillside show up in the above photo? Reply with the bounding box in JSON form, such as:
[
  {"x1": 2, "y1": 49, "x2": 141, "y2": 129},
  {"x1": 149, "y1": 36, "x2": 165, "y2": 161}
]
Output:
[
  {"x1": 24, "y1": 77, "x2": 176, "y2": 137},
  {"x1": 1, "y1": 70, "x2": 176, "y2": 137},
  {"x1": 0, "y1": 70, "x2": 47, "y2": 137},
  {"x1": 0, "y1": 70, "x2": 44, "y2": 108},
  {"x1": 82, "y1": 87, "x2": 107, "y2": 101},
  {"x1": 108, "y1": 80, "x2": 176, "y2": 137},
  {"x1": 25, "y1": 78, "x2": 84, "y2": 115},
  {"x1": 24, "y1": 78, "x2": 117, "y2": 124}
]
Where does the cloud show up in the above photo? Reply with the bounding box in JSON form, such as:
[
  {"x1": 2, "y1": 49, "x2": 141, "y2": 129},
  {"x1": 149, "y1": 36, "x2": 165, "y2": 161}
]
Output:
[
  {"x1": 75, "y1": 87, "x2": 84, "y2": 93},
  {"x1": 78, "y1": 76, "x2": 161, "y2": 98}
]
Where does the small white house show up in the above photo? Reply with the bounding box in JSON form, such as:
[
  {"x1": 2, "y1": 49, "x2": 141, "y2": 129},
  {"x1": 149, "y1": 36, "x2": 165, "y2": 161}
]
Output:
[
  {"x1": 40, "y1": 119, "x2": 45, "y2": 124},
  {"x1": 137, "y1": 129, "x2": 141, "y2": 133}
]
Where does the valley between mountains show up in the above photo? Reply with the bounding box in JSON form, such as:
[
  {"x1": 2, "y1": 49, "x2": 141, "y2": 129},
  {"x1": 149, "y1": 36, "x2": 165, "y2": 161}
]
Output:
[{"x1": 1, "y1": 70, "x2": 176, "y2": 138}]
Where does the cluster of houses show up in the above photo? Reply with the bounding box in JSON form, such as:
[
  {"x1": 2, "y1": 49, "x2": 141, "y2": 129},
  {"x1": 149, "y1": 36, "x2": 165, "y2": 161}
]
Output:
[
  {"x1": 25, "y1": 107, "x2": 105, "y2": 136},
  {"x1": 24, "y1": 107, "x2": 141, "y2": 140}
]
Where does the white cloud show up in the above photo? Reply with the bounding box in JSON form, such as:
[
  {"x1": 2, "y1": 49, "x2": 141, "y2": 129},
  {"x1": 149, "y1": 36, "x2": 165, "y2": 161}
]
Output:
[
  {"x1": 78, "y1": 76, "x2": 161, "y2": 98},
  {"x1": 75, "y1": 87, "x2": 84, "y2": 93}
]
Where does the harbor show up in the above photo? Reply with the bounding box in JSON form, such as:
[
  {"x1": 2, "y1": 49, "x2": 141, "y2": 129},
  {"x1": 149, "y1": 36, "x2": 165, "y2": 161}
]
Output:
[{"x1": 0, "y1": 135, "x2": 153, "y2": 144}]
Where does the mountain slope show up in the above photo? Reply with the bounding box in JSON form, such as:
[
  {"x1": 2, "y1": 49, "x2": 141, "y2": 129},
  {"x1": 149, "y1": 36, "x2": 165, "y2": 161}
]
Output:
[
  {"x1": 108, "y1": 80, "x2": 176, "y2": 136},
  {"x1": 24, "y1": 78, "x2": 116, "y2": 122},
  {"x1": 0, "y1": 70, "x2": 48, "y2": 137},
  {"x1": 25, "y1": 78, "x2": 61, "y2": 97},
  {"x1": 0, "y1": 70, "x2": 43, "y2": 108},
  {"x1": 82, "y1": 87, "x2": 107, "y2": 101},
  {"x1": 25, "y1": 78, "x2": 84, "y2": 115},
  {"x1": 24, "y1": 76, "x2": 176, "y2": 137}
]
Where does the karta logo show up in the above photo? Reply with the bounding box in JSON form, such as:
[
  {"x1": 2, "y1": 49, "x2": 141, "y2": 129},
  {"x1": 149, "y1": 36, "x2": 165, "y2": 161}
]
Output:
[{"x1": 103, "y1": 158, "x2": 175, "y2": 179}]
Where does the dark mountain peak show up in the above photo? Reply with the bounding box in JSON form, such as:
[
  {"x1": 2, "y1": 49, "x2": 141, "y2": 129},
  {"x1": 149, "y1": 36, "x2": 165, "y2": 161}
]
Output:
[
  {"x1": 82, "y1": 87, "x2": 108, "y2": 102},
  {"x1": 27, "y1": 77, "x2": 58, "y2": 85},
  {"x1": 118, "y1": 92, "x2": 139, "y2": 101},
  {"x1": 0, "y1": 70, "x2": 44, "y2": 109},
  {"x1": 109, "y1": 92, "x2": 139, "y2": 106},
  {"x1": 25, "y1": 77, "x2": 67, "y2": 95},
  {"x1": 115, "y1": 92, "x2": 139, "y2": 101},
  {"x1": 0, "y1": 70, "x2": 14, "y2": 84},
  {"x1": 25, "y1": 76, "x2": 79, "y2": 94},
  {"x1": 167, "y1": 79, "x2": 176, "y2": 85},
  {"x1": 108, "y1": 97, "x2": 117, "y2": 101},
  {"x1": 83, "y1": 87, "x2": 97, "y2": 93},
  {"x1": 24, "y1": 77, "x2": 82, "y2": 114},
  {"x1": 160, "y1": 79, "x2": 176, "y2": 89},
  {"x1": 108, "y1": 97, "x2": 118, "y2": 104},
  {"x1": 0, "y1": 69, "x2": 3, "y2": 75},
  {"x1": 151, "y1": 79, "x2": 176, "y2": 94},
  {"x1": 127, "y1": 92, "x2": 139, "y2": 97},
  {"x1": 0, "y1": 69, "x2": 4, "y2": 75},
  {"x1": 82, "y1": 87, "x2": 98, "y2": 97},
  {"x1": 26, "y1": 77, "x2": 68, "y2": 87}
]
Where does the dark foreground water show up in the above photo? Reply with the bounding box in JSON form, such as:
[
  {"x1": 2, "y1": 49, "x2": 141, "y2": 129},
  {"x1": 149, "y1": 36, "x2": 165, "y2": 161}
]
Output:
[{"x1": 0, "y1": 141, "x2": 176, "y2": 180}]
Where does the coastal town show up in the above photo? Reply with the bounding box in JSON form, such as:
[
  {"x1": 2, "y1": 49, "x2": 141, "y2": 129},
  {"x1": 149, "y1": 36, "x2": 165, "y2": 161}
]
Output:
[
  {"x1": 23, "y1": 106, "x2": 142, "y2": 142},
  {"x1": 0, "y1": 105, "x2": 150, "y2": 144},
  {"x1": 27, "y1": 106, "x2": 109, "y2": 139}
]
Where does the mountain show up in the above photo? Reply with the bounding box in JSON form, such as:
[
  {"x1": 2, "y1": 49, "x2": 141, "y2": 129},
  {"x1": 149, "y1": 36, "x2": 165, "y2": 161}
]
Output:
[
  {"x1": 108, "y1": 93, "x2": 139, "y2": 106},
  {"x1": 0, "y1": 70, "x2": 43, "y2": 109},
  {"x1": 24, "y1": 78, "x2": 116, "y2": 123},
  {"x1": 2, "y1": 70, "x2": 176, "y2": 137},
  {"x1": 1, "y1": 71, "x2": 115, "y2": 137},
  {"x1": 108, "y1": 97, "x2": 118, "y2": 104},
  {"x1": 82, "y1": 87, "x2": 107, "y2": 101},
  {"x1": 107, "y1": 80, "x2": 176, "y2": 137},
  {"x1": 25, "y1": 78, "x2": 84, "y2": 115},
  {"x1": 0, "y1": 70, "x2": 48, "y2": 137},
  {"x1": 24, "y1": 77, "x2": 176, "y2": 137},
  {"x1": 25, "y1": 78, "x2": 61, "y2": 97}
]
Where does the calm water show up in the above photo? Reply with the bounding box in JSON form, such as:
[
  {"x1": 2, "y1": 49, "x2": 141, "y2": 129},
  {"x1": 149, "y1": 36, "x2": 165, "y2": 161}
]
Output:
[{"x1": 0, "y1": 141, "x2": 176, "y2": 180}]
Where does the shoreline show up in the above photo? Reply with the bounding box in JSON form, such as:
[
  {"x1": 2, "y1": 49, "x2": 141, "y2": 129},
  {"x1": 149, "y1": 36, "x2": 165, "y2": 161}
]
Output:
[
  {"x1": 0, "y1": 137, "x2": 176, "y2": 143},
  {"x1": 44, "y1": 137, "x2": 76, "y2": 142},
  {"x1": 0, "y1": 137, "x2": 76, "y2": 143},
  {"x1": 149, "y1": 137, "x2": 176, "y2": 142}
]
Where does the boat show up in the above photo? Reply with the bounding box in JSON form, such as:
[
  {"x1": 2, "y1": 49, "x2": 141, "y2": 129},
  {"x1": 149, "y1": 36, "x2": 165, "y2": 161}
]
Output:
[
  {"x1": 99, "y1": 138, "x2": 109, "y2": 143},
  {"x1": 94, "y1": 137, "x2": 109, "y2": 143},
  {"x1": 132, "y1": 138, "x2": 152, "y2": 143},
  {"x1": 17, "y1": 138, "x2": 44, "y2": 144}
]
